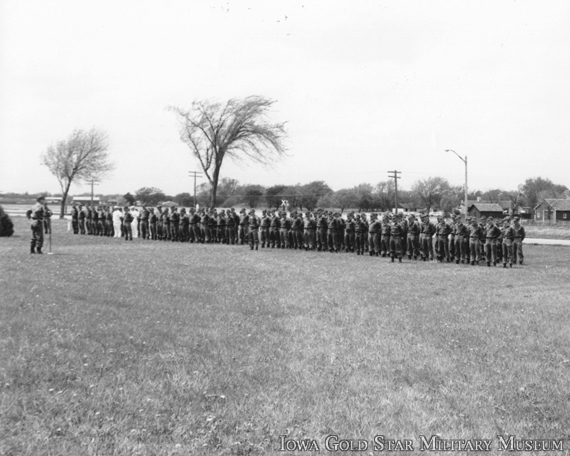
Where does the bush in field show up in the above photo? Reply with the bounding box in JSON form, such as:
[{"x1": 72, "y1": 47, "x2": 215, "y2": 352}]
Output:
[{"x1": 0, "y1": 205, "x2": 14, "y2": 237}]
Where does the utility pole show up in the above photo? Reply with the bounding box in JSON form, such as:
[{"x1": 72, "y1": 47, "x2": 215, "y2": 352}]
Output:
[
  {"x1": 88, "y1": 179, "x2": 99, "y2": 205},
  {"x1": 388, "y1": 170, "x2": 401, "y2": 214},
  {"x1": 188, "y1": 171, "x2": 203, "y2": 208}
]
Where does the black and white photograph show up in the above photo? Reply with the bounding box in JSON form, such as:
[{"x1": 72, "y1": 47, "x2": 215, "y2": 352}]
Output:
[{"x1": 1, "y1": 1, "x2": 570, "y2": 454}]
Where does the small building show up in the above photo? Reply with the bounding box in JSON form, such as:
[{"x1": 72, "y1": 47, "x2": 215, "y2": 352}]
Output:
[
  {"x1": 533, "y1": 199, "x2": 570, "y2": 223},
  {"x1": 467, "y1": 203, "x2": 504, "y2": 222}
]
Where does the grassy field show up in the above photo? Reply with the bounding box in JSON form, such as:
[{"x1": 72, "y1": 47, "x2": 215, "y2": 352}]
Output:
[{"x1": 1, "y1": 217, "x2": 570, "y2": 455}]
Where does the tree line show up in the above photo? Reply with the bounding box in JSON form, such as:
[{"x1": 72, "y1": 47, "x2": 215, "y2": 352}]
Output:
[{"x1": 36, "y1": 95, "x2": 568, "y2": 218}]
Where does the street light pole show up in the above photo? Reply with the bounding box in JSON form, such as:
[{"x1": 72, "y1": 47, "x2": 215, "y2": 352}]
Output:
[{"x1": 445, "y1": 149, "x2": 468, "y2": 221}]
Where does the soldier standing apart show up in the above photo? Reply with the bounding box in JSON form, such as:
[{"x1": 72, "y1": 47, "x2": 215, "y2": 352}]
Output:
[
  {"x1": 484, "y1": 217, "x2": 501, "y2": 266},
  {"x1": 512, "y1": 216, "x2": 525, "y2": 265},
  {"x1": 71, "y1": 205, "x2": 79, "y2": 234},
  {"x1": 28, "y1": 196, "x2": 46, "y2": 254},
  {"x1": 501, "y1": 217, "x2": 515, "y2": 268},
  {"x1": 123, "y1": 207, "x2": 133, "y2": 241}
]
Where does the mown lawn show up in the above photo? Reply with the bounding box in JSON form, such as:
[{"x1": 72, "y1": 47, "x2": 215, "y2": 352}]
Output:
[{"x1": 1, "y1": 217, "x2": 570, "y2": 455}]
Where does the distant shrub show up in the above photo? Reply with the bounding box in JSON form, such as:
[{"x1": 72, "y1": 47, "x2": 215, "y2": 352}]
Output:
[{"x1": 0, "y1": 205, "x2": 14, "y2": 237}]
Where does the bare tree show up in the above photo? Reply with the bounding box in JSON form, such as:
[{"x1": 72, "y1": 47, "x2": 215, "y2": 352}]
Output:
[
  {"x1": 41, "y1": 128, "x2": 113, "y2": 218},
  {"x1": 169, "y1": 96, "x2": 287, "y2": 208}
]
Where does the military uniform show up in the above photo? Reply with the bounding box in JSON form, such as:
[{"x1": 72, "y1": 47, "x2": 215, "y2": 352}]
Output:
[
  {"x1": 140, "y1": 207, "x2": 150, "y2": 239},
  {"x1": 149, "y1": 209, "x2": 158, "y2": 240},
  {"x1": 303, "y1": 212, "x2": 316, "y2": 250},
  {"x1": 354, "y1": 215, "x2": 366, "y2": 255},
  {"x1": 316, "y1": 212, "x2": 328, "y2": 251},
  {"x1": 368, "y1": 214, "x2": 381, "y2": 256},
  {"x1": 501, "y1": 218, "x2": 515, "y2": 267},
  {"x1": 380, "y1": 215, "x2": 391, "y2": 257},
  {"x1": 406, "y1": 216, "x2": 420, "y2": 260},
  {"x1": 239, "y1": 210, "x2": 249, "y2": 245},
  {"x1": 78, "y1": 206, "x2": 86, "y2": 234},
  {"x1": 123, "y1": 208, "x2": 133, "y2": 240},
  {"x1": 468, "y1": 218, "x2": 482, "y2": 264},
  {"x1": 435, "y1": 217, "x2": 451, "y2": 262},
  {"x1": 248, "y1": 210, "x2": 260, "y2": 250},
  {"x1": 484, "y1": 218, "x2": 501, "y2": 266},
  {"x1": 512, "y1": 217, "x2": 525, "y2": 264},
  {"x1": 419, "y1": 216, "x2": 435, "y2": 261},
  {"x1": 344, "y1": 215, "x2": 355, "y2": 253},
  {"x1": 29, "y1": 198, "x2": 46, "y2": 253},
  {"x1": 71, "y1": 206, "x2": 79, "y2": 234},
  {"x1": 389, "y1": 215, "x2": 405, "y2": 262}
]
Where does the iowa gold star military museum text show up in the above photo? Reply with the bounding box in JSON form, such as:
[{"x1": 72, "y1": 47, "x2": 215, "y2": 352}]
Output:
[{"x1": 279, "y1": 434, "x2": 566, "y2": 452}]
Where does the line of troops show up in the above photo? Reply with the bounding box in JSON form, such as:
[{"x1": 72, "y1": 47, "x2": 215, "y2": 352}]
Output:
[{"x1": 69, "y1": 204, "x2": 526, "y2": 267}]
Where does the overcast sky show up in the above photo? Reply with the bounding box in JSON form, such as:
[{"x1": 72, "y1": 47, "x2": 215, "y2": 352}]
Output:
[{"x1": 1, "y1": 0, "x2": 569, "y2": 196}]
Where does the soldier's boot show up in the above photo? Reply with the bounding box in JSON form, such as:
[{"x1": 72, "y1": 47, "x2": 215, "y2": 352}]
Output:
[
  {"x1": 391, "y1": 256, "x2": 395, "y2": 263},
  {"x1": 250, "y1": 244, "x2": 254, "y2": 250},
  {"x1": 471, "y1": 261, "x2": 474, "y2": 266},
  {"x1": 30, "y1": 244, "x2": 36, "y2": 254},
  {"x1": 509, "y1": 263, "x2": 513, "y2": 268},
  {"x1": 369, "y1": 251, "x2": 374, "y2": 256},
  {"x1": 487, "y1": 261, "x2": 491, "y2": 267},
  {"x1": 375, "y1": 252, "x2": 379, "y2": 257},
  {"x1": 503, "y1": 263, "x2": 507, "y2": 268},
  {"x1": 398, "y1": 257, "x2": 402, "y2": 263},
  {"x1": 255, "y1": 243, "x2": 259, "y2": 251},
  {"x1": 519, "y1": 260, "x2": 523, "y2": 265},
  {"x1": 408, "y1": 255, "x2": 412, "y2": 260},
  {"x1": 37, "y1": 247, "x2": 42, "y2": 254},
  {"x1": 455, "y1": 259, "x2": 460, "y2": 264}
]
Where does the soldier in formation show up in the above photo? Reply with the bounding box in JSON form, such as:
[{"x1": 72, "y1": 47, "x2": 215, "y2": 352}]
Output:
[{"x1": 64, "y1": 203, "x2": 527, "y2": 267}]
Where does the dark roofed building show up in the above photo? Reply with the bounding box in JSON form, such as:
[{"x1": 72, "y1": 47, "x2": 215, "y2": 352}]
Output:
[
  {"x1": 467, "y1": 203, "x2": 504, "y2": 222},
  {"x1": 533, "y1": 199, "x2": 570, "y2": 223}
]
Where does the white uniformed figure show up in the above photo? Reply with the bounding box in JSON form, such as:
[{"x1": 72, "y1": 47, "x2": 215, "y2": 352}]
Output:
[
  {"x1": 112, "y1": 206, "x2": 122, "y2": 238},
  {"x1": 131, "y1": 206, "x2": 140, "y2": 238}
]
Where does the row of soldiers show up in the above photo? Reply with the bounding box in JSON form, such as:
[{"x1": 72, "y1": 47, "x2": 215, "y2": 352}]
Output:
[{"x1": 69, "y1": 204, "x2": 526, "y2": 267}]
